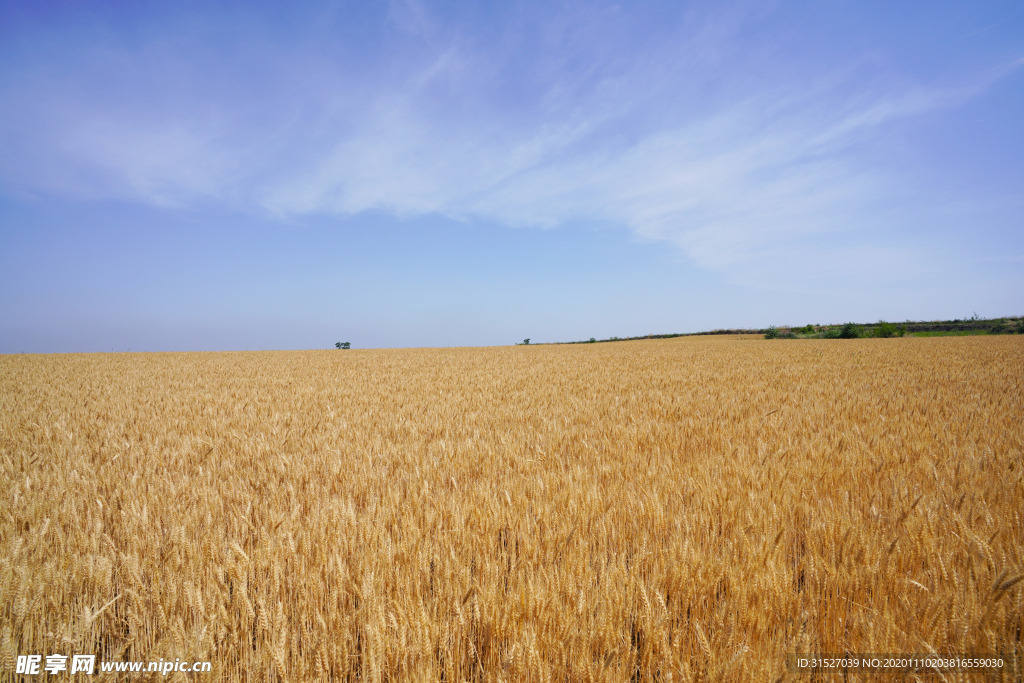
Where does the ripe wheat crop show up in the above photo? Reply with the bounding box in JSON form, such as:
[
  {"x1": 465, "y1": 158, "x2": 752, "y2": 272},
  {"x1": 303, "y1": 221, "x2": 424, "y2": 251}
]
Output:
[{"x1": 2, "y1": 336, "x2": 1022, "y2": 681}]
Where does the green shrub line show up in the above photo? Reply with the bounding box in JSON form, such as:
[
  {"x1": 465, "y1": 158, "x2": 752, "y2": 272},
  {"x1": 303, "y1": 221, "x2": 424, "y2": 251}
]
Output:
[
  {"x1": 760, "y1": 316, "x2": 1024, "y2": 340},
  {"x1": 544, "y1": 316, "x2": 1022, "y2": 345},
  {"x1": 908, "y1": 330, "x2": 993, "y2": 337},
  {"x1": 763, "y1": 321, "x2": 901, "y2": 340}
]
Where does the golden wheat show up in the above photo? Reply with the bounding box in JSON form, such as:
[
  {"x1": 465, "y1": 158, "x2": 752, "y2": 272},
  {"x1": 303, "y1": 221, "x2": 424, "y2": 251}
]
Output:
[{"x1": 1, "y1": 336, "x2": 1022, "y2": 681}]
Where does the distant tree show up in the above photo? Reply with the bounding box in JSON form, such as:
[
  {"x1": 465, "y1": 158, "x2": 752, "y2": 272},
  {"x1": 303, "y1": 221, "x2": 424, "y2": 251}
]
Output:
[
  {"x1": 875, "y1": 321, "x2": 898, "y2": 338},
  {"x1": 589, "y1": 337, "x2": 597, "y2": 343},
  {"x1": 522, "y1": 338, "x2": 530, "y2": 345},
  {"x1": 764, "y1": 326, "x2": 779, "y2": 339},
  {"x1": 838, "y1": 323, "x2": 861, "y2": 339},
  {"x1": 335, "y1": 342, "x2": 351, "y2": 349}
]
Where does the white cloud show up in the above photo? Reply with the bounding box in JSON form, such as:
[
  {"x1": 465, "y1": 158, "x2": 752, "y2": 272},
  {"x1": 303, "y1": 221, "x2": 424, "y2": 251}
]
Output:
[{"x1": 0, "y1": 1, "x2": 1018, "y2": 289}]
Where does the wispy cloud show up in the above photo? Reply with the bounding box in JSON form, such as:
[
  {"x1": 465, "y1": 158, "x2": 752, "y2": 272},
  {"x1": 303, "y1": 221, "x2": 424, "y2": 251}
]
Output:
[{"x1": 0, "y1": 0, "x2": 1019, "y2": 286}]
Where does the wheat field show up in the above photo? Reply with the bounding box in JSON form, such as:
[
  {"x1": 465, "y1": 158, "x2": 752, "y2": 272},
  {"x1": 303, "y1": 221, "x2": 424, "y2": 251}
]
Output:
[{"x1": 1, "y1": 336, "x2": 1022, "y2": 681}]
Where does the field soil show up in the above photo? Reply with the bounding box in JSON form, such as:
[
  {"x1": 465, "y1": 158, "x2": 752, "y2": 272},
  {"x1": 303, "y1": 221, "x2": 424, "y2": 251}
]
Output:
[{"x1": 2, "y1": 336, "x2": 1022, "y2": 681}]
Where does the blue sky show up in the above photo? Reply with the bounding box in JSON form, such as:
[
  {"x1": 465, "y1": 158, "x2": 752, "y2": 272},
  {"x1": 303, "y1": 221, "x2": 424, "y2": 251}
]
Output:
[{"x1": 1, "y1": 0, "x2": 1022, "y2": 351}]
